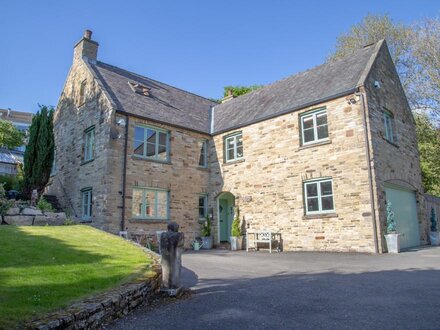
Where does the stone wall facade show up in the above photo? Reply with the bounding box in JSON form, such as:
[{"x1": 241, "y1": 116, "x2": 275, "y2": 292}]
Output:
[
  {"x1": 210, "y1": 96, "x2": 376, "y2": 252},
  {"x1": 363, "y1": 44, "x2": 427, "y2": 252},
  {"x1": 47, "y1": 56, "x2": 115, "y2": 231}
]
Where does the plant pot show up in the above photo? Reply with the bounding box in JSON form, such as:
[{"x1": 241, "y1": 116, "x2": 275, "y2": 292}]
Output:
[
  {"x1": 230, "y1": 236, "x2": 243, "y2": 251},
  {"x1": 429, "y1": 231, "x2": 440, "y2": 246},
  {"x1": 385, "y1": 233, "x2": 401, "y2": 253},
  {"x1": 201, "y1": 236, "x2": 213, "y2": 249}
]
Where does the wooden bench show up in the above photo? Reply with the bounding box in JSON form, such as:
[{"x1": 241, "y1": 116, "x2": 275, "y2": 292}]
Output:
[{"x1": 246, "y1": 231, "x2": 281, "y2": 253}]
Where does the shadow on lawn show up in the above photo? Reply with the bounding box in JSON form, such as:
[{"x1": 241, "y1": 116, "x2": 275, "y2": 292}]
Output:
[
  {"x1": 110, "y1": 267, "x2": 440, "y2": 330},
  {"x1": 0, "y1": 226, "x2": 107, "y2": 268}
]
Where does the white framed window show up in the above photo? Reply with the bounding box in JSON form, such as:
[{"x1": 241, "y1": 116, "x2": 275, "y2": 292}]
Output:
[
  {"x1": 198, "y1": 140, "x2": 208, "y2": 167},
  {"x1": 133, "y1": 125, "x2": 169, "y2": 162},
  {"x1": 84, "y1": 126, "x2": 95, "y2": 162},
  {"x1": 300, "y1": 109, "x2": 329, "y2": 145},
  {"x1": 383, "y1": 110, "x2": 395, "y2": 143},
  {"x1": 224, "y1": 132, "x2": 243, "y2": 162},
  {"x1": 199, "y1": 194, "x2": 208, "y2": 219},
  {"x1": 81, "y1": 188, "x2": 92, "y2": 220},
  {"x1": 132, "y1": 187, "x2": 169, "y2": 220},
  {"x1": 304, "y1": 178, "x2": 335, "y2": 214}
]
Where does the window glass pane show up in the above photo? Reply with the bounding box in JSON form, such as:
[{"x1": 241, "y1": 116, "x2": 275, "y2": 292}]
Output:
[
  {"x1": 306, "y1": 183, "x2": 318, "y2": 197},
  {"x1": 146, "y1": 143, "x2": 156, "y2": 157},
  {"x1": 320, "y1": 181, "x2": 332, "y2": 195},
  {"x1": 236, "y1": 135, "x2": 243, "y2": 147},
  {"x1": 307, "y1": 198, "x2": 319, "y2": 212},
  {"x1": 134, "y1": 126, "x2": 144, "y2": 141},
  {"x1": 303, "y1": 128, "x2": 315, "y2": 143},
  {"x1": 226, "y1": 137, "x2": 234, "y2": 150},
  {"x1": 145, "y1": 191, "x2": 156, "y2": 217},
  {"x1": 157, "y1": 191, "x2": 168, "y2": 219},
  {"x1": 132, "y1": 190, "x2": 143, "y2": 217},
  {"x1": 158, "y1": 132, "x2": 167, "y2": 145},
  {"x1": 316, "y1": 113, "x2": 327, "y2": 126},
  {"x1": 236, "y1": 146, "x2": 243, "y2": 158},
  {"x1": 158, "y1": 144, "x2": 167, "y2": 160},
  {"x1": 199, "y1": 195, "x2": 207, "y2": 218},
  {"x1": 146, "y1": 129, "x2": 156, "y2": 144},
  {"x1": 134, "y1": 140, "x2": 144, "y2": 155},
  {"x1": 321, "y1": 196, "x2": 334, "y2": 211},
  {"x1": 199, "y1": 141, "x2": 207, "y2": 166},
  {"x1": 302, "y1": 116, "x2": 314, "y2": 129},
  {"x1": 227, "y1": 149, "x2": 235, "y2": 161},
  {"x1": 317, "y1": 125, "x2": 328, "y2": 140}
]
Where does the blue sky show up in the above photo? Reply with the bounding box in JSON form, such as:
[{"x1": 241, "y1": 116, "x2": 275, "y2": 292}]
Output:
[{"x1": 0, "y1": 1, "x2": 438, "y2": 113}]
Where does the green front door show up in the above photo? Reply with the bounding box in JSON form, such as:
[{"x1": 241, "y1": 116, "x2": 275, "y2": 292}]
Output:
[
  {"x1": 385, "y1": 184, "x2": 420, "y2": 249},
  {"x1": 219, "y1": 199, "x2": 229, "y2": 242}
]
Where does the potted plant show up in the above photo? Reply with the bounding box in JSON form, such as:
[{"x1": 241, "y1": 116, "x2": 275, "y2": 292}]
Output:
[
  {"x1": 201, "y1": 214, "x2": 213, "y2": 249},
  {"x1": 230, "y1": 207, "x2": 243, "y2": 251},
  {"x1": 384, "y1": 201, "x2": 400, "y2": 253},
  {"x1": 429, "y1": 207, "x2": 439, "y2": 246}
]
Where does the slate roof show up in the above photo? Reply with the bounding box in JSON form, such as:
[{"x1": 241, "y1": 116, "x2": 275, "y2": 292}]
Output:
[
  {"x1": 0, "y1": 149, "x2": 20, "y2": 165},
  {"x1": 212, "y1": 41, "x2": 383, "y2": 134},
  {"x1": 87, "y1": 40, "x2": 383, "y2": 135},
  {"x1": 88, "y1": 62, "x2": 217, "y2": 133}
]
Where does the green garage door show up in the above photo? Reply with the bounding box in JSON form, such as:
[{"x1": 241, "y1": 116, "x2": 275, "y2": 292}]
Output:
[{"x1": 385, "y1": 184, "x2": 420, "y2": 249}]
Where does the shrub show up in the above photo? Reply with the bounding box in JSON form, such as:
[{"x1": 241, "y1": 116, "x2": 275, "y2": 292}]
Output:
[
  {"x1": 386, "y1": 201, "x2": 396, "y2": 233},
  {"x1": 37, "y1": 197, "x2": 54, "y2": 212},
  {"x1": 231, "y1": 207, "x2": 241, "y2": 237},
  {"x1": 0, "y1": 175, "x2": 22, "y2": 192},
  {"x1": 0, "y1": 184, "x2": 13, "y2": 220},
  {"x1": 201, "y1": 214, "x2": 211, "y2": 237}
]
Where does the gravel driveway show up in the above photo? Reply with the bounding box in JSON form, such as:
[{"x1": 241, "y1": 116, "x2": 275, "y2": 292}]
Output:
[{"x1": 109, "y1": 247, "x2": 440, "y2": 330}]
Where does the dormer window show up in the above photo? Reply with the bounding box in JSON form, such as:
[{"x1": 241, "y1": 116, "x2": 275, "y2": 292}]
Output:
[{"x1": 128, "y1": 81, "x2": 150, "y2": 96}]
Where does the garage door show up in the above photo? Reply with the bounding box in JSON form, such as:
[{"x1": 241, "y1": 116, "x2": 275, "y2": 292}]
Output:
[{"x1": 385, "y1": 184, "x2": 420, "y2": 249}]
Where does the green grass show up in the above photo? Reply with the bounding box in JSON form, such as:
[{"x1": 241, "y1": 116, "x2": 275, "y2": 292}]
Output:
[{"x1": 0, "y1": 225, "x2": 152, "y2": 329}]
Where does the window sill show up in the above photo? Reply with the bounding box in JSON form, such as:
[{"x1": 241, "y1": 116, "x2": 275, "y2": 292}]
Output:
[
  {"x1": 298, "y1": 139, "x2": 331, "y2": 151},
  {"x1": 80, "y1": 159, "x2": 94, "y2": 166},
  {"x1": 129, "y1": 218, "x2": 169, "y2": 224},
  {"x1": 303, "y1": 213, "x2": 338, "y2": 220},
  {"x1": 131, "y1": 155, "x2": 171, "y2": 164},
  {"x1": 223, "y1": 158, "x2": 245, "y2": 166},
  {"x1": 383, "y1": 138, "x2": 399, "y2": 148}
]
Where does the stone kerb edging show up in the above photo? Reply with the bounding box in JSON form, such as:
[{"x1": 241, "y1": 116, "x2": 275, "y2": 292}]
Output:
[
  {"x1": 2, "y1": 206, "x2": 68, "y2": 226},
  {"x1": 27, "y1": 248, "x2": 162, "y2": 330}
]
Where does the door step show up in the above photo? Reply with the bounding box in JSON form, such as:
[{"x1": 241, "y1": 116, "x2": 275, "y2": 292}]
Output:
[{"x1": 216, "y1": 242, "x2": 231, "y2": 250}]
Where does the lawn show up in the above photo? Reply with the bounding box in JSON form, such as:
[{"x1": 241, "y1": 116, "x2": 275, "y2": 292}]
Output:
[{"x1": 0, "y1": 225, "x2": 152, "y2": 328}]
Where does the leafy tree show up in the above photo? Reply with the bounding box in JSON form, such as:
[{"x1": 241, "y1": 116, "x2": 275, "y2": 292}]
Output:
[
  {"x1": 0, "y1": 119, "x2": 25, "y2": 149},
  {"x1": 23, "y1": 105, "x2": 55, "y2": 197},
  {"x1": 223, "y1": 85, "x2": 263, "y2": 98},
  {"x1": 329, "y1": 14, "x2": 440, "y2": 122},
  {"x1": 415, "y1": 114, "x2": 440, "y2": 196}
]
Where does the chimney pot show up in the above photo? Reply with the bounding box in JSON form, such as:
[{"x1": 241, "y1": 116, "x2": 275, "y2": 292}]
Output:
[{"x1": 84, "y1": 30, "x2": 92, "y2": 40}]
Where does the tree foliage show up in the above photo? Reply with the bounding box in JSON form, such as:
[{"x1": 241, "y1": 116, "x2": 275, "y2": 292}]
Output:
[
  {"x1": 223, "y1": 85, "x2": 263, "y2": 98},
  {"x1": 0, "y1": 119, "x2": 25, "y2": 149},
  {"x1": 23, "y1": 105, "x2": 55, "y2": 197},
  {"x1": 415, "y1": 114, "x2": 440, "y2": 196},
  {"x1": 329, "y1": 14, "x2": 440, "y2": 123}
]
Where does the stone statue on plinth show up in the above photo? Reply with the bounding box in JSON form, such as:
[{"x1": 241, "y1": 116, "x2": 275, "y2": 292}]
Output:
[{"x1": 160, "y1": 221, "x2": 184, "y2": 296}]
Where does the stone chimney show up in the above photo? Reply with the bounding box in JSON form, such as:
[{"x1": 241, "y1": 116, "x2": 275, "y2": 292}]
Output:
[
  {"x1": 221, "y1": 89, "x2": 234, "y2": 103},
  {"x1": 73, "y1": 30, "x2": 99, "y2": 62}
]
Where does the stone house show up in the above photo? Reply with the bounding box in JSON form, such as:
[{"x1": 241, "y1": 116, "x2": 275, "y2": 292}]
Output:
[
  {"x1": 0, "y1": 109, "x2": 33, "y2": 176},
  {"x1": 48, "y1": 30, "x2": 428, "y2": 253}
]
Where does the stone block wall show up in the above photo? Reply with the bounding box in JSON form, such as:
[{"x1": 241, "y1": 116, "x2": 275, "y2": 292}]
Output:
[
  {"x1": 364, "y1": 43, "x2": 427, "y2": 251},
  {"x1": 47, "y1": 58, "x2": 115, "y2": 230},
  {"x1": 28, "y1": 256, "x2": 162, "y2": 329},
  {"x1": 106, "y1": 115, "x2": 211, "y2": 247},
  {"x1": 210, "y1": 96, "x2": 376, "y2": 252}
]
